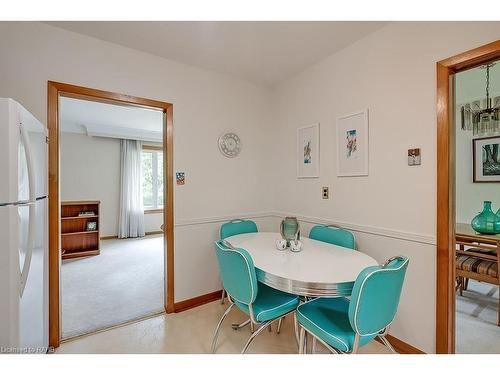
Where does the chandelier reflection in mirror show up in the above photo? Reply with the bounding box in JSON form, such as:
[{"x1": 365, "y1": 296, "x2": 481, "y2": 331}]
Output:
[{"x1": 460, "y1": 63, "x2": 500, "y2": 136}]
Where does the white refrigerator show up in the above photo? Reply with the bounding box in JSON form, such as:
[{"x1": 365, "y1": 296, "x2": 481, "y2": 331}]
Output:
[{"x1": 0, "y1": 98, "x2": 48, "y2": 353}]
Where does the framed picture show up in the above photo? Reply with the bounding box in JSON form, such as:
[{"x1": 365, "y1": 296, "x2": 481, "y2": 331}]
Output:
[
  {"x1": 473, "y1": 136, "x2": 500, "y2": 182},
  {"x1": 408, "y1": 148, "x2": 421, "y2": 166},
  {"x1": 86, "y1": 221, "x2": 97, "y2": 231},
  {"x1": 336, "y1": 109, "x2": 369, "y2": 176},
  {"x1": 297, "y1": 123, "x2": 320, "y2": 178}
]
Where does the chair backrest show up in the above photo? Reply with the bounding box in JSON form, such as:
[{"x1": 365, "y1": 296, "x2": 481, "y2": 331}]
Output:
[
  {"x1": 348, "y1": 256, "x2": 409, "y2": 336},
  {"x1": 220, "y1": 219, "x2": 258, "y2": 240},
  {"x1": 214, "y1": 240, "x2": 258, "y2": 305},
  {"x1": 309, "y1": 225, "x2": 356, "y2": 250}
]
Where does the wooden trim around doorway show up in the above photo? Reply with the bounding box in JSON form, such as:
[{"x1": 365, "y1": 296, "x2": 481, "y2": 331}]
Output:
[
  {"x1": 436, "y1": 40, "x2": 500, "y2": 354},
  {"x1": 47, "y1": 81, "x2": 174, "y2": 349}
]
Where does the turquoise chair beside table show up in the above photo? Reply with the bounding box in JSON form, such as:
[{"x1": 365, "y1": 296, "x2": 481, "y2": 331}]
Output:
[
  {"x1": 309, "y1": 224, "x2": 356, "y2": 250},
  {"x1": 211, "y1": 240, "x2": 300, "y2": 354},
  {"x1": 219, "y1": 219, "x2": 258, "y2": 305},
  {"x1": 220, "y1": 219, "x2": 258, "y2": 240},
  {"x1": 307, "y1": 225, "x2": 356, "y2": 352},
  {"x1": 296, "y1": 256, "x2": 409, "y2": 354}
]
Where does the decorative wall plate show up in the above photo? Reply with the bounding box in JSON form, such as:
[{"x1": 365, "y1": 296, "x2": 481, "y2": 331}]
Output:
[{"x1": 218, "y1": 132, "x2": 241, "y2": 158}]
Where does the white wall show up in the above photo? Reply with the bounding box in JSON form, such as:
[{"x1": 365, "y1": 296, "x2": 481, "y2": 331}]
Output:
[
  {"x1": 270, "y1": 22, "x2": 500, "y2": 353},
  {"x1": 60, "y1": 133, "x2": 120, "y2": 236},
  {"x1": 60, "y1": 132, "x2": 163, "y2": 236},
  {"x1": 455, "y1": 65, "x2": 500, "y2": 223},
  {"x1": 0, "y1": 22, "x2": 273, "y2": 307}
]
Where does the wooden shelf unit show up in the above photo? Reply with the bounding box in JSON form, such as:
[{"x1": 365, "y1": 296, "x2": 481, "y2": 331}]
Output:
[{"x1": 61, "y1": 201, "x2": 101, "y2": 259}]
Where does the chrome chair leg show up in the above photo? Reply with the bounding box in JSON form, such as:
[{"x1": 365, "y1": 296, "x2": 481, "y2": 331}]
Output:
[
  {"x1": 304, "y1": 330, "x2": 308, "y2": 353},
  {"x1": 221, "y1": 289, "x2": 226, "y2": 304},
  {"x1": 294, "y1": 313, "x2": 300, "y2": 347},
  {"x1": 351, "y1": 334, "x2": 360, "y2": 354},
  {"x1": 298, "y1": 324, "x2": 343, "y2": 354},
  {"x1": 312, "y1": 337, "x2": 317, "y2": 353},
  {"x1": 277, "y1": 318, "x2": 283, "y2": 334},
  {"x1": 231, "y1": 319, "x2": 251, "y2": 330},
  {"x1": 211, "y1": 303, "x2": 234, "y2": 353},
  {"x1": 298, "y1": 326, "x2": 306, "y2": 354},
  {"x1": 379, "y1": 335, "x2": 397, "y2": 354},
  {"x1": 250, "y1": 321, "x2": 255, "y2": 333},
  {"x1": 241, "y1": 320, "x2": 273, "y2": 354}
]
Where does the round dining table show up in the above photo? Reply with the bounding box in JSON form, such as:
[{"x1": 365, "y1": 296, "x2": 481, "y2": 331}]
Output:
[{"x1": 225, "y1": 232, "x2": 378, "y2": 298}]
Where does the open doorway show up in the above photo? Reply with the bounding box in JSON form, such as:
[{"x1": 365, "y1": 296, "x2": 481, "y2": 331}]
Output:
[
  {"x1": 59, "y1": 97, "x2": 165, "y2": 339},
  {"x1": 436, "y1": 40, "x2": 500, "y2": 354},
  {"x1": 47, "y1": 82, "x2": 174, "y2": 348},
  {"x1": 453, "y1": 60, "x2": 500, "y2": 353}
]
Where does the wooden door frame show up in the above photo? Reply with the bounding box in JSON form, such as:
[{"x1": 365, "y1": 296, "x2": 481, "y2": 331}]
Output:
[
  {"x1": 47, "y1": 81, "x2": 175, "y2": 349},
  {"x1": 436, "y1": 40, "x2": 500, "y2": 354}
]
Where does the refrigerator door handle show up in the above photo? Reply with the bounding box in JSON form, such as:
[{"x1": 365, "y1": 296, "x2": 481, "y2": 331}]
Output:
[
  {"x1": 19, "y1": 122, "x2": 36, "y2": 297},
  {"x1": 20, "y1": 203, "x2": 36, "y2": 296},
  {"x1": 19, "y1": 122, "x2": 36, "y2": 202},
  {"x1": 0, "y1": 200, "x2": 35, "y2": 207}
]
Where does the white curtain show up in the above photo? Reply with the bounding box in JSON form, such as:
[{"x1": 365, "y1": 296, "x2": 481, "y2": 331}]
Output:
[{"x1": 118, "y1": 139, "x2": 145, "y2": 238}]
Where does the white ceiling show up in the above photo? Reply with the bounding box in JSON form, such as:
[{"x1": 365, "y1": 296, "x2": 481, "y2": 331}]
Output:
[
  {"x1": 46, "y1": 21, "x2": 388, "y2": 86},
  {"x1": 60, "y1": 97, "x2": 163, "y2": 140}
]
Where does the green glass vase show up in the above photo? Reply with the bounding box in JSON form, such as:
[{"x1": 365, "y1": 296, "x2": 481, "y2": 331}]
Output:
[
  {"x1": 280, "y1": 217, "x2": 300, "y2": 246},
  {"x1": 471, "y1": 201, "x2": 500, "y2": 235}
]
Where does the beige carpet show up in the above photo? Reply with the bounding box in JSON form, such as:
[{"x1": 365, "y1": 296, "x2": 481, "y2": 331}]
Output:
[
  {"x1": 456, "y1": 280, "x2": 500, "y2": 353},
  {"x1": 61, "y1": 235, "x2": 164, "y2": 339}
]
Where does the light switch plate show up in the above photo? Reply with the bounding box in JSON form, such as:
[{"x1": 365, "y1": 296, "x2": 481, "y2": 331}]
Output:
[{"x1": 322, "y1": 187, "x2": 329, "y2": 199}]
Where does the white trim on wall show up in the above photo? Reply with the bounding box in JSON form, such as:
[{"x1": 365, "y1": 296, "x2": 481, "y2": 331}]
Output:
[
  {"x1": 174, "y1": 211, "x2": 436, "y2": 245},
  {"x1": 174, "y1": 212, "x2": 276, "y2": 227}
]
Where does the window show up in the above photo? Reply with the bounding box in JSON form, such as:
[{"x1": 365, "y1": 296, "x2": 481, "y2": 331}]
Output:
[{"x1": 141, "y1": 147, "x2": 164, "y2": 210}]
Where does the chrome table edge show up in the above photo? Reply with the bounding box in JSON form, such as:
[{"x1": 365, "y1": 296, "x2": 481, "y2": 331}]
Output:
[{"x1": 256, "y1": 269, "x2": 354, "y2": 298}]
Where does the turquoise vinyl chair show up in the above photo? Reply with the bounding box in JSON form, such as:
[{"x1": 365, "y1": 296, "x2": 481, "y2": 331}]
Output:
[
  {"x1": 219, "y1": 219, "x2": 258, "y2": 304},
  {"x1": 220, "y1": 219, "x2": 258, "y2": 240},
  {"x1": 296, "y1": 256, "x2": 409, "y2": 354},
  {"x1": 309, "y1": 224, "x2": 356, "y2": 250},
  {"x1": 211, "y1": 240, "x2": 300, "y2": 353}
]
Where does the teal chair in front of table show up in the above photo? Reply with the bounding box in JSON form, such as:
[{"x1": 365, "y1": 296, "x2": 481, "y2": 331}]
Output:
[
  {"x1": 309, "y1": 224, "x2": 356, "y2": 250},
  {"x1": 211, "y1": 240, "x2": 300, "y2": 353},
  {"x1": 219, "y1": 219, "x2": 258, "y2": 304},
  {"x1": 296, "y1": 256, "x2": 409, "y2": 354}
]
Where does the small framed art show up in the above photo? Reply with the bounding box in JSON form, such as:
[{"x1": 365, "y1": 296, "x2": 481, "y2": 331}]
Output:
[
  {"x1": 473, "y1": 136, "x2": 500, "y2": 182},
  {"x1": 297, "y1": 123, "x2": 320, "y2": 178},
  {"x1": 86, "y1": 221, "x2": 97, "y2": 231},
  {"x1": 336, "y1": 109, "x2": 369, "y2": 177}
]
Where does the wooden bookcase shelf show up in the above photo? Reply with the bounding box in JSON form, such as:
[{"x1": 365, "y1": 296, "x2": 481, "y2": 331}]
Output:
[{"x1": 61, "y1": 201, "x2": 100, "y2": 259}]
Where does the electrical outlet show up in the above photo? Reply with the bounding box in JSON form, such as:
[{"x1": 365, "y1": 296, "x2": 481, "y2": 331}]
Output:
[{"x1": 322, "y1": 187, "x2": 329, "y2": 199}]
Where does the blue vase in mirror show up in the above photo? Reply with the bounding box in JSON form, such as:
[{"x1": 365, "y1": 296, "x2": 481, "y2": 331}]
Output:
[{"x1": 471, "y1": 201, "x2": 500, "y2": 235}]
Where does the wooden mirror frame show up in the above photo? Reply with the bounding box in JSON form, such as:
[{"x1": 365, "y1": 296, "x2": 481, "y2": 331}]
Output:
[
  {"x1": 47, "y1": 81, "x2": 174, "y2": 349},
  {"x1": 436, "y1": 40, "x2": 500, "y2": 354}
]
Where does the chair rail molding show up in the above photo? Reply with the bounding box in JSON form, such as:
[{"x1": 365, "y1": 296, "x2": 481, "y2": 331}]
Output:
[
  {"x1": 175, "y1": 211, "x2": 436, "y2": 245},
  {"x1": 174, "y1": 212, "x2": 276, "y2": 227},
  {"x1": 273, "y1": 212, "x2": 436, "y2": 245}
]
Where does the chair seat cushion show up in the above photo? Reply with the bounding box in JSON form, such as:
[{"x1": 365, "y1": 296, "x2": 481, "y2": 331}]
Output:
[
  {"x1": 456, "y1": 255, "x2": 498, "y2": 278},
  {"x1": 235, "y1": 283, "x2": 299, "y2": 323},
  {"x1": 296, "y1": 298, "x2": 376, "y2": 352}
]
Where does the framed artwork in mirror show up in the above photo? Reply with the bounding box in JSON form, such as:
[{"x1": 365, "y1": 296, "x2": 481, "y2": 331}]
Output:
[{"x1": 473, "y1": 136, "x2": 500, "y2": 182}]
